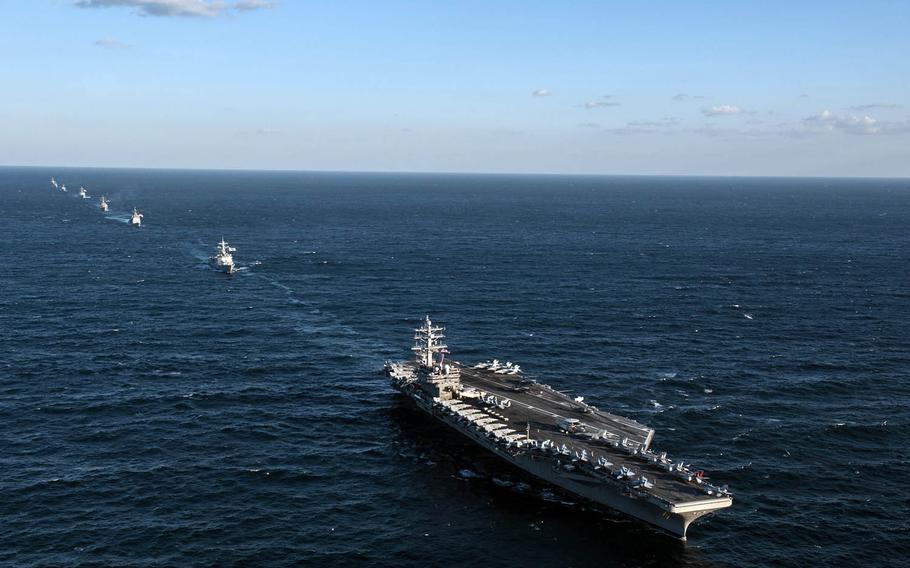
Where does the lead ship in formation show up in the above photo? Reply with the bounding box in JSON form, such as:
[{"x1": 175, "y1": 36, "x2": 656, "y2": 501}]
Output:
[{"x1": 384, "y1": 317, "x2": 733, "y2": 540}]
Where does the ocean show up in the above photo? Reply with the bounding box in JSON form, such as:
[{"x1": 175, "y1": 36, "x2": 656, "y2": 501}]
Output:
[{"x1": 1, "y1": 167, "x2": 908, "y2": 567}]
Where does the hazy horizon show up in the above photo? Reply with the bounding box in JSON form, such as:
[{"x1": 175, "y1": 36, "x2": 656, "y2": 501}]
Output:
[{"x1": 6, "y1": 163, "x2": 910, "y2": 181}]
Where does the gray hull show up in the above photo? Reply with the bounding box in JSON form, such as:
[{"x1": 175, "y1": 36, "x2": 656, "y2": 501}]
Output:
[{"x1": 402, "y1": 388, "x2": 728, "y2": 539}]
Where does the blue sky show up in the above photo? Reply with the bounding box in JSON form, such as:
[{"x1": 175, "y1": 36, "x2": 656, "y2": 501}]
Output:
[{"x1": 1, "y1": 0, "x2": 908, "y2": 176}]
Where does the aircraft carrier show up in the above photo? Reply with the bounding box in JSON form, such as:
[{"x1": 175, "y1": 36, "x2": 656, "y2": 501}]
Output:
[{"x1": 384, "y1": 316, "x2": 733, "y2": 540}]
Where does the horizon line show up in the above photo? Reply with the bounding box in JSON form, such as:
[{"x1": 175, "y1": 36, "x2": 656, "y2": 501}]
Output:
[{"x1": 2, "y1": 163, "x2": 908, "y2": 182}]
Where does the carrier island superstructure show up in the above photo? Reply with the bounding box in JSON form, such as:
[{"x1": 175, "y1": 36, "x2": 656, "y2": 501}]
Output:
[{"x1": 384, "y1": 316, "x2": 732, "y2": 540}]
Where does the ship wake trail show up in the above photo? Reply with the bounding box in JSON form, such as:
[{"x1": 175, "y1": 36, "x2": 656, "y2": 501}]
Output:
[
  {"x1": 186, "y1": 240, "x2": 211, "y2": 263},
  {"x1": 257, "y1": 274, "x2": 395, "y2": 374},
  {"x1": 106, "y1": 214, "x2": 131, "y2": 224},
  {"x1": 239, "y1": 257, "x2": 260, "y2": 274}
]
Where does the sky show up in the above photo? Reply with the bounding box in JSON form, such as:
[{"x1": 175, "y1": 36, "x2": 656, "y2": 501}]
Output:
[{"x1": 1, "y1": 0, "x2": 908, "y2": 177}]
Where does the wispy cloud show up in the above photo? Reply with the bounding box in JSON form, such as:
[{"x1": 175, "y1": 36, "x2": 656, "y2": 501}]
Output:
[
  {"x1": 847, "y1": 103, "x2": 902, "y2": 111},
  {"x1": 672, "y1": 93, "x2": 705, "y2": 102},
  {"x1": 628, "y1": 118, "x2": 680, "y2": 128},
  {"x1": 532, "y1": 89, "x2": 550, "y2": 97},
  {"x1": 576, "y1": 122, "x2": 600, "y2": 128},
  {"x1": 702, "y1": 104, "x2": 742, "y2": 117},
  {"x1": 691, "y1": 126, "x2": 756, "y2": 138},
  {"x1": 234, "y1": 0, "x2": 273, "y2": 10},
  {"x1": 604, "y1": 117, "x2": 680, "y2": 135},
  {"x1": 93, "y1": 37, "x2": 129, "y2": 48},
  {"x1": 578, "y1": 94, "x2": 620, "y2": 109},
  {"x1": 801, "y1": 109, "x2": 910, "y2": 135},
  {"x1": 74, "y1": 0, "x2": 275, "y2": 18},
  {"x1": 582, "y1": 101, "x2": 621, "y2": 109}
]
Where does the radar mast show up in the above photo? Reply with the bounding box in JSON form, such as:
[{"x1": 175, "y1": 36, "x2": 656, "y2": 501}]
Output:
[{"x1": 412, "y1": 315, "x2": 449, "y2": 368}]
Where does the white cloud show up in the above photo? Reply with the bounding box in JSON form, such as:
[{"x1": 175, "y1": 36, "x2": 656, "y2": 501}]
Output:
[
  {"x1": 702, "y1": 105, "x2": 742, "y2": 117},
  {"x1": 74, "y1": 0, "x2": 274, "y2": 18},
  {"x1": 93, "y1": 37, "x2": 129, "y2": 48},
  {"x1": 532, "y1": 89, "x2": 550, "y2": 97},
  {"x1": 799, "y1": 109, "x2": 910, "y2": 135}
]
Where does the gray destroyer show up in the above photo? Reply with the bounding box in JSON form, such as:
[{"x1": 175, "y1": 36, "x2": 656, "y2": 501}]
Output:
[{"x1": 384, "y1": 316, "x2": 732, "y2": 540}]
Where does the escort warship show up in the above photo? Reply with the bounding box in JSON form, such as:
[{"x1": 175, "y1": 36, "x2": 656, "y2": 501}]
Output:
[
  {"x1": 99, "y1": 196, "x2": 109, "y2": 212},
  {"x1": 210, "y1": 238, "x2": 236, "y2": 275},
  {"x1": 130, "y1": 208, "x2": 143, "y2": 227},
  {"x1": 384, "y1": 316, "x2": 732, "y2": 540}
]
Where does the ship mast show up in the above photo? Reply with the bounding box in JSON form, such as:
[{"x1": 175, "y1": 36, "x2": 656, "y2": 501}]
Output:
[{"x1": 412, "y1": 315, "x2": 449, "y2": 368}]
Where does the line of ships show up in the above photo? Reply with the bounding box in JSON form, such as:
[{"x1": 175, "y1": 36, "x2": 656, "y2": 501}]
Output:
[
  {"x1": 48, "y1": 174, "x2": 733, "y2": 541},
  {"x1": 49, "y1": 176, "x2": 237, "y2": 274}
]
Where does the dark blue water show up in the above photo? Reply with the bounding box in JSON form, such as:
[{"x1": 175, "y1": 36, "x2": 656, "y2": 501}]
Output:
[{"x1": 1, "y1": 168, "x2": 908, "y2": 567}]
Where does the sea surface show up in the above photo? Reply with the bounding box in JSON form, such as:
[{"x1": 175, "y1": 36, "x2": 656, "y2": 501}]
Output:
[{"x1": 1, "y1": 168, "x2": 908, "y2": 567}]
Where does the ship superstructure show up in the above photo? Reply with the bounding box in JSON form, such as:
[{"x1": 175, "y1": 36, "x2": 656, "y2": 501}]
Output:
[
  {"x1": 210, "y1": 238, "x2": 236, "y2": 274},
  {"x1": 130, "y1": 208, "x2": 143, "y2": 227},
  {"x1": 385, "y1": 316, "x2": 732, "y2": 540}
]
